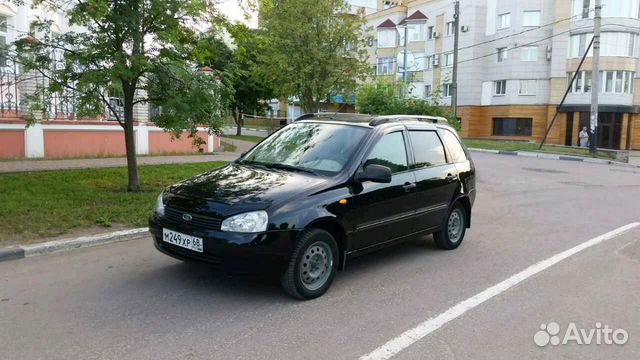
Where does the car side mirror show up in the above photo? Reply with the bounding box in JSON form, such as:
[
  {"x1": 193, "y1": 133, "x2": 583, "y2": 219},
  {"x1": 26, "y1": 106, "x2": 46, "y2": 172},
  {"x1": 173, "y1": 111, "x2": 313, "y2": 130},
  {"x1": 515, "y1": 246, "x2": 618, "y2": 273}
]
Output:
[{"x1": 357, "y1": 164, "x2": 392, "y2": 183}]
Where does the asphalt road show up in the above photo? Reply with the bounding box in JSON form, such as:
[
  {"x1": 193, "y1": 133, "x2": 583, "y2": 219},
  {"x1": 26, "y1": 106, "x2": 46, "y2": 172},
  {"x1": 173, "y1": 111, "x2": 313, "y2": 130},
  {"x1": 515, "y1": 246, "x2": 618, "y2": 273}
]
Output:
[{"x1": 1, "y1": 153, "x2": 639, "y2": 360}]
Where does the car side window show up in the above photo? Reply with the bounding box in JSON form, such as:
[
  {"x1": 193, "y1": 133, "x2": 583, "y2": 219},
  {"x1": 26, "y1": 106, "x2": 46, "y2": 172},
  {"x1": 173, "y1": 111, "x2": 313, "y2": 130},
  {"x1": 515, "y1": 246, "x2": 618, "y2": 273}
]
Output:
[
  {"x1": 364, "y1": 132, "x2": 409, "y2": 173},
  {"x1": 408, "y1": 130, "x2": 447, "y2": 168},
  {"x1": 440, "y1": 129, "x2": 467, "y2": 163}
]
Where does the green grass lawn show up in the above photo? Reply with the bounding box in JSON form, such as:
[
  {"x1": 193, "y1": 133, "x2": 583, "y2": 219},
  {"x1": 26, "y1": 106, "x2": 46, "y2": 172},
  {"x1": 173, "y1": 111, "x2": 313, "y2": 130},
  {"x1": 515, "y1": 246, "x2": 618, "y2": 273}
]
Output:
[
  {"x1": 223, "y1": 135, "x2": 265, "y2": 143},
  {"x1": 463, "y1": 139, "x2": 615, "y2": 159},
  {"x1": 0, "y1": 161, "x2": 227, "y2": 245}
]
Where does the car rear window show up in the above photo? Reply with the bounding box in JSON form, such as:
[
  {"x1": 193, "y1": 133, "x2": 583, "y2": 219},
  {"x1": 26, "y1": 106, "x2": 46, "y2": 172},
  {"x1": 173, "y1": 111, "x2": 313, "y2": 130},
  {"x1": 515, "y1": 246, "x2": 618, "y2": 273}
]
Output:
[
  {"x1": 408, "y1": 131, "x2": 446, "y2": 168},
  {"x1": 440, "y1": 129, "x2": 467, "y2": 163}
]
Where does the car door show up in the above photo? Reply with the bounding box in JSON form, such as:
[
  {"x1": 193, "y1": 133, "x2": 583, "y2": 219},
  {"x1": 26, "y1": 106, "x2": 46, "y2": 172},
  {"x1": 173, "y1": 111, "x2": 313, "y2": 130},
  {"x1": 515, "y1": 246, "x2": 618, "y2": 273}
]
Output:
[
  {"x1": 407, "y1": 129, "x2": 459, "y2": 232},
  {"x1": 347, "y1": 130, "x2": 420, "y2": 251}
]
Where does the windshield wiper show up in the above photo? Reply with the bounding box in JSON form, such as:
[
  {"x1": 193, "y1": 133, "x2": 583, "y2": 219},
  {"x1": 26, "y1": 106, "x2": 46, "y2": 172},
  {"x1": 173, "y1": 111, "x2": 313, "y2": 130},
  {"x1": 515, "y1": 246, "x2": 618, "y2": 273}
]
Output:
[{"x1": 264, "y1": 163, "x2": 318, "y2": 176}]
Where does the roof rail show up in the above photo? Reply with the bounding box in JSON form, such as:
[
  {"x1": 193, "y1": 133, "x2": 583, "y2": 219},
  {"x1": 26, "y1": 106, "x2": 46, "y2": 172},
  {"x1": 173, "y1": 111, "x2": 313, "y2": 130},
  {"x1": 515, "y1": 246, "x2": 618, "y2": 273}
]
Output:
[
  {"x1": 294, "y1": 113, "x2": 373, "y2": 123},
  {"x1": 369, "y1": 115, "x2": 449, "y2": 126}
]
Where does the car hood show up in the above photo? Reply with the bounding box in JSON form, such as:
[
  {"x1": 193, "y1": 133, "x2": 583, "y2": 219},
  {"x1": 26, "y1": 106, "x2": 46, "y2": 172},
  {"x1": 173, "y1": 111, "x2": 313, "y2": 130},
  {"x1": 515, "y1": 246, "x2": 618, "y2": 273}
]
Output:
[{"x1": 164, "y1": 162, "x2": 327, "y2": 217}]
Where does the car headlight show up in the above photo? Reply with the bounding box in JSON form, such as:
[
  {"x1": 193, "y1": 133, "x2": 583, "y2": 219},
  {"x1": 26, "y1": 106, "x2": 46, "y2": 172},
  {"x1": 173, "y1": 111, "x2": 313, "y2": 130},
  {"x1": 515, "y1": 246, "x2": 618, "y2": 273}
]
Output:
[
  {"x1": 221, "y1": 211, "x2": 268, "y2": 233},
  {"x1": 154, "y1": 193, "x2": 165, "y2": 216}
]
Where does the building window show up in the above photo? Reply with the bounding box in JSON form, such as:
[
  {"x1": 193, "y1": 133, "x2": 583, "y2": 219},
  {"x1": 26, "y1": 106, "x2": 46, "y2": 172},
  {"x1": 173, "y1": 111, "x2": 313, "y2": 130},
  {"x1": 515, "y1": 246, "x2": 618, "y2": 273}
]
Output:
[
  {"x1": 425, "y1": 55, "x2": 434, "y2": 69},
  {"x1": 425, "y1": 84, "x2": 432, "y2": 97},
  {"x1": 493, "y1": 118, "x2": 533, "y2": 136},
  {"x1": 383, "y1": 1, "x2": 399, "y2": 10},
  {"x1": 377, "y1": 29, "x2": 396, "y2": 48},
  {"x1": 572, "y1": 0, "x2": 593, "y2": 19},
  {"x1": 412, "y1": 52, "x2": 426, "y2": 71},
  {"x1": 443, "y1": 52, "x2": 454, "y2": 67},
  {"x1": 602, "y1": 0, "x2": 640, "y2": 18},
  {"x1": 569, "y1": 32, "x2": 639, "y2": 57},
  {"x1": 575, "y1": 0, "x2": 640, "y2": 19},
  {"x1": 601, "y1": 70, "x2": 635, "y2": 93},
  {"x1": 408, "y1": 23, "x2": 426, "y2": 42},
  {"x1": 519, "y1": 80, "x2": 537, "y2": 95},
  {"x1": 494, "y1": 80, "x2": 507, "y2": 95},
  {"x1": 601, "y1": 32, "x2": 639, "y2": 57},
  {"x1": 520, "y1": 46, "x2": 538, "y2": 61},
  {"x1": 0, "y1": 15, "x2": 8, "y2": 67},
  {"x1": 0, "y1": 15, "x2": 6, "y2": 33},
  {"x1": 445, "y1": 21, "x2": 455, "y2": 36},
  {"x1": 427, "y1": 26, "x2": 434, "y2": 39},
  {"x1": 442, "y1": 83, "x2": 452, "y2": 97},
  {"x1": 568, "y1": 71, "x2": 593, "y2": 93},
  {"x1": 497, "y1": 47, "x2": 508, "y2": 62},
  {"x1": 498, "y1": 13, "x2": 511, "y2": 29},
  {"x1": 523, "y1": 11, "x2": 541, "y2": 26},
  {"x1": 376, "y1": 57, "x2": 395, "y2": 75}
]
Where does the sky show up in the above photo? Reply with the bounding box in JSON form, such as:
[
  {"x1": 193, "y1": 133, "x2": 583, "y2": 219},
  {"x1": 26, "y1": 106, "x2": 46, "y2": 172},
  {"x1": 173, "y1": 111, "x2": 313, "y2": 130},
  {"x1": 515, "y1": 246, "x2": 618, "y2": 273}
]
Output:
[{"x1": 218, "y1": 0, "x2": 259, "y2": 28}]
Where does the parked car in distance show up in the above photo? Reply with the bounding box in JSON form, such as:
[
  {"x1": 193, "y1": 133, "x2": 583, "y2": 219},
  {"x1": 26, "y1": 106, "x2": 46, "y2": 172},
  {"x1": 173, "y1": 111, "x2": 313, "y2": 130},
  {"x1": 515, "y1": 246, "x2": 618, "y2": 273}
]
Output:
[{"x1": 149, "y1": 113, "x2": 476, "y2": 299}]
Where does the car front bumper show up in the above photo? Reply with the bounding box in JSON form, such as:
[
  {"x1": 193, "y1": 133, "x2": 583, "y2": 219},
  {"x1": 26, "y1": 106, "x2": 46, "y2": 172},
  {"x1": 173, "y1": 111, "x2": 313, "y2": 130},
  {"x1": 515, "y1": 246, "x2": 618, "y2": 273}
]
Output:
[{"x1": 149, "y1": 216, "x2": 299, "y2": 272}]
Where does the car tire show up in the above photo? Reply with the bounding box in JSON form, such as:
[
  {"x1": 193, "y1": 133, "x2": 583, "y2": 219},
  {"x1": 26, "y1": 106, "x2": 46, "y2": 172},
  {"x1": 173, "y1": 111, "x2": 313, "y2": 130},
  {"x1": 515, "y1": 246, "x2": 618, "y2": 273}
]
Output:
[
  {"x1": 281, "y1": 229, "x2": 338, "y2": 300},
  {"x1": 433, "y1": 202, "x2": 467, "y2": 250}
]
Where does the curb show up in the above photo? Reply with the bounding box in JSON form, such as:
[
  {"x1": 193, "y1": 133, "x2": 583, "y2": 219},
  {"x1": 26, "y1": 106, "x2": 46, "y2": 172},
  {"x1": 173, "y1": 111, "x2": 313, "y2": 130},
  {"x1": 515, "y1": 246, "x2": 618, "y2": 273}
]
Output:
[
  {"x1": 0, "y1": 228, "x2": 149, "y2": 262},
  {"x1": 468, "y1": 148, "x2": 640, "y2": 169}
]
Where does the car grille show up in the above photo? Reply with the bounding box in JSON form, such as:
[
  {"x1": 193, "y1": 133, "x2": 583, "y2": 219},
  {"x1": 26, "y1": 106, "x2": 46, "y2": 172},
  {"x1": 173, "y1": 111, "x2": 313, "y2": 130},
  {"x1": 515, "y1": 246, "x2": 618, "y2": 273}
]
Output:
[{"x1": 164, "y1": 206, "x2": 222, "y2": 230}]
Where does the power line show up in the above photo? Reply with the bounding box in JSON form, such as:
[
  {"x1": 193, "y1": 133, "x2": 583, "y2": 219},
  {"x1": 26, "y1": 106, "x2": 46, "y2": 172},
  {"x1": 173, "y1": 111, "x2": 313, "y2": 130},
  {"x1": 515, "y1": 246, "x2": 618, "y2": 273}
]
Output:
[
  {"x1": 378, "y1": 23, "x2": 593, "y2": 67},
  {"x1": 375, "y1": 13, "x2": 588, "y2": 64}
]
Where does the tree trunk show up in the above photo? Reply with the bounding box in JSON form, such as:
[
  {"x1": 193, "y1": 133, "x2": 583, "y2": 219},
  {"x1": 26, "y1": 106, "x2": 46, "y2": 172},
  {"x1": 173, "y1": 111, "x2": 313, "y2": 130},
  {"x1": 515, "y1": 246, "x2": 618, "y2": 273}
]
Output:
[
  {"x1": 300, "y1": 90, "x2": 317, "y2": 113},
  {"x1": 233, "y1": 108, "x2": 242, "y2": 136},
  {"x1": 122, "y1": 85, "x2": 140, "y2": 192}
]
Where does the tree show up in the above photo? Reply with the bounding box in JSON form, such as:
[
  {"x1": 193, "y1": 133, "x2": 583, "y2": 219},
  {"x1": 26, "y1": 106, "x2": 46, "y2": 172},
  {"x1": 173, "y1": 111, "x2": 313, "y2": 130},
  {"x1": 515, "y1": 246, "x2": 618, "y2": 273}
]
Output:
[
  {"x1": 12, "y1": 0, "x2": 231, "y2": 191},
  {"x1": 356, "y1": 80, "x2": 460, "y2": 131},
  {"x1": 193, "y1": 25, "x2": 275, "y2": 136},
  {"x1": 256, "y1": 0, "x2": 370, "y2": 113}
]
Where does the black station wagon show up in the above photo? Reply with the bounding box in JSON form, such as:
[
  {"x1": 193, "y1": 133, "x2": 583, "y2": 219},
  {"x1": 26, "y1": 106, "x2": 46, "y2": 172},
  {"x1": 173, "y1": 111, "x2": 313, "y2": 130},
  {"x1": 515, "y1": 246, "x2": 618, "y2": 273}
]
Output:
[{"x1": 149, "y1": 113, "x2": 476, "y2": 299}]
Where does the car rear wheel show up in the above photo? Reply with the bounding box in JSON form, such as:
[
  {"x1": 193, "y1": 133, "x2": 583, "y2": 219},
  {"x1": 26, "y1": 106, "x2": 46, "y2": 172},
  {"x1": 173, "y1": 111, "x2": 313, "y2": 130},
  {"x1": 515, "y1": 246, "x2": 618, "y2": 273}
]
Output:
[
  {"x1": 433, "y1": 202, "x2": 467, "y2": 250},
  {"x1": 281, "y1": 229, "x2": 338, "y2": 300}
]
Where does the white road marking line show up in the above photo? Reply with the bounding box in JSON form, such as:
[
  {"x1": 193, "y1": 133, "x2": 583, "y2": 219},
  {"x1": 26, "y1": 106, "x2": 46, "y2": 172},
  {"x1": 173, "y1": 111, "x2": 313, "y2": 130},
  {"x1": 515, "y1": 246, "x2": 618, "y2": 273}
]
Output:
[{"x1": 359, "y1": 222, "x2": 640, "y2": 360}]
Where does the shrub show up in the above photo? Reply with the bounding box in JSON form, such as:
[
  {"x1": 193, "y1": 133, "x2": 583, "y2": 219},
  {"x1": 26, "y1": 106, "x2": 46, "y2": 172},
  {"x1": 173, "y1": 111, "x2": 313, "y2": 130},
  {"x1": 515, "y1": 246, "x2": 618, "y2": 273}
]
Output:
[{"x1": 356, "y1": 80, "x2": 460, "y2": 132}]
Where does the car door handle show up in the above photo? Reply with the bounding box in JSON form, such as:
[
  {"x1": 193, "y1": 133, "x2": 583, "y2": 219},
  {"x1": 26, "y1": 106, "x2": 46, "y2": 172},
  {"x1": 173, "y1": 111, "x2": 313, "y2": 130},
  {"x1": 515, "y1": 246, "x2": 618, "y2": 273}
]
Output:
[
  {"x1": 403, "y1": 182, "x2": 416, "y2": 192},
  {"x1": 445, "y1": 174, "x2": 457, "y2": 182}
]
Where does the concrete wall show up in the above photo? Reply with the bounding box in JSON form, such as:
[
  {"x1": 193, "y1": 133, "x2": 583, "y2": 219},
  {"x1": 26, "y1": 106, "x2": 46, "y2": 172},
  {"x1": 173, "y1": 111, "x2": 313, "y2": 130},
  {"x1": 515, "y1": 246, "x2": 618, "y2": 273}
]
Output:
[{"x1": 0, "y1": 121, "x2": 220, "y2": 160}]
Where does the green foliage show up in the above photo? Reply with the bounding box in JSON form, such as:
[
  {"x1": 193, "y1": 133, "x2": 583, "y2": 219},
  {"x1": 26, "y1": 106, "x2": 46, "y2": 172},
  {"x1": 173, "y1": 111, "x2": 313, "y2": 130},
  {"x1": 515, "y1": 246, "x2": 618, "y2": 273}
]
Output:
[
  {"x1": 12, "y1": 0, "x2": 232, "y2": 190},
  {"x1": 192, "y1": 25, "x2": 275, "y2": 129},
  {"x1": 147, "y1": 64, "x2": 233, "y2": 144},
  {"x1": 256, "y1": 0, "x2": 371, "y2": 112},
  {"x1": 356, "y1": 80, "x2": 461, "y2": 131},
  {"x1": 0, "y1": 161, "x2": 227, "y2": 244}
]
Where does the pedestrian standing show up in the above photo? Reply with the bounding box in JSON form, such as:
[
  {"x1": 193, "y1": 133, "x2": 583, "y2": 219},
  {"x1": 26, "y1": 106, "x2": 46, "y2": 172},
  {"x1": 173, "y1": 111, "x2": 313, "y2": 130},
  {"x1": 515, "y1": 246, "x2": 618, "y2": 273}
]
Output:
[{"x1": 579, "y1": 126, "x2": 589, "y2": 147}]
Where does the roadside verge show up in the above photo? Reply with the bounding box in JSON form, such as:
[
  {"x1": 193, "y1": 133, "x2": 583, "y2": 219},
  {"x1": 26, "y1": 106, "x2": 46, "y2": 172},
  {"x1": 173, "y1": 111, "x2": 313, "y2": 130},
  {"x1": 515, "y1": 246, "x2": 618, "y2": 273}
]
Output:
[
  {"x1": 468, "y1": 148, "x2": 640, "y2": 168},
  {"x1": 0, "y1": 228, "x2": 149, "y2": 262}
]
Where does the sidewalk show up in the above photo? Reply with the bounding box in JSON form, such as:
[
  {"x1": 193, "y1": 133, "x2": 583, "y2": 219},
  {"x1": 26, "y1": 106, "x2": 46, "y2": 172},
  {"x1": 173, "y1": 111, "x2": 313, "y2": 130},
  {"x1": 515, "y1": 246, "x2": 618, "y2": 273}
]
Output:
[
  {"x1": 629, "y1": 151, "x2": 640, "y2": 166},
  {"x1": 0, "y1": 153, "x2": 240, "y2": 174},
  {"x1": 219, "y1": 137, "x2": 258, "y2": 154}
]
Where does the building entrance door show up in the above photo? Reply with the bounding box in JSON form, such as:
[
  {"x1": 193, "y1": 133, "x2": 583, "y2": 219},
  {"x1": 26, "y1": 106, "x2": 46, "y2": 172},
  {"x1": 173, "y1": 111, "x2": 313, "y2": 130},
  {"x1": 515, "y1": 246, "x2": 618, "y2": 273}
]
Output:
[{"x1": 597, "y1": 113, "x2": 622, "y2": 149}]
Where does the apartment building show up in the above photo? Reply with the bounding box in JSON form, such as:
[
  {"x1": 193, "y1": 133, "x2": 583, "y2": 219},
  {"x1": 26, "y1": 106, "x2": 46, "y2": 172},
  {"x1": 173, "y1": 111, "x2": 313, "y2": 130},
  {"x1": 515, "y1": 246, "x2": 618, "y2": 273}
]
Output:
[
  {"x1": 355, "y1": 0, "x2": 640, "y2": 150},
  {"x1": 0, "y1": 1, "x2": 149, "y2": 122}
]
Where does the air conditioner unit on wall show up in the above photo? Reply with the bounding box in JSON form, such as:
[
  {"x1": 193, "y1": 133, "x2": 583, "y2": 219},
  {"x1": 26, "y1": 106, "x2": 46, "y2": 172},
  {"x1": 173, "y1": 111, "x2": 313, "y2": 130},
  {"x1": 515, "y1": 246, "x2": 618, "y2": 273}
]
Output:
[
  {"x1": 461, "y1": 25, "x2": 469, "y2": 32},
  {"x1": 433, "y1": 31, "x2": 440, "y2": 39},
  {"x1": 432, "y1": 57, "x2": 439, "y2": 67}
]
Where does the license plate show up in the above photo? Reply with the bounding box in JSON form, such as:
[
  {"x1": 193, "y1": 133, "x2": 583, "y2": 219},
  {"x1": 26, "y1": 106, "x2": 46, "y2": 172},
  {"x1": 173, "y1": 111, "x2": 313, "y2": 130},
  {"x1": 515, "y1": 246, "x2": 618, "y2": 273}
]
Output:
[{"x1": 162, "y1": 228, "x2": 203, "y2": 253}]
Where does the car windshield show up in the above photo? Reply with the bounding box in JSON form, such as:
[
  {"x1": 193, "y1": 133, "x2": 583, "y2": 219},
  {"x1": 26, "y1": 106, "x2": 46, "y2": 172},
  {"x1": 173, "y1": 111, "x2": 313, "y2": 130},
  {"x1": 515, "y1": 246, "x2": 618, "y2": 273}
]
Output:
[{"x1": 240, "y1": 122, "x2": 369, "y2": 175}]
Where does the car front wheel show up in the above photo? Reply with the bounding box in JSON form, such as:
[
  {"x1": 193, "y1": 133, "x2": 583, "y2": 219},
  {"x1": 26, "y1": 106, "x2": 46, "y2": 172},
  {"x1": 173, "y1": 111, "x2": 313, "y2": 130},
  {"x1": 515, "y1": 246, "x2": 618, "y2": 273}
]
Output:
[
  {"x1": 433, "y1": 202, "x2": 467, "y2": 250},
  {"x1": 281, "y1": 229, "x2": 338, "y2": 300}
]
